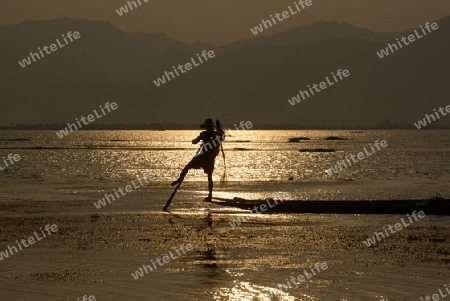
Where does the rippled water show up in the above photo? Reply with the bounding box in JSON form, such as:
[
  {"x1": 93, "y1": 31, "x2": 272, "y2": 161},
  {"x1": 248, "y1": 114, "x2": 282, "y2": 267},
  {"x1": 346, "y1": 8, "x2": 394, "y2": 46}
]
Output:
[
  {"x1": 1, "y1": 130, "x2": 449, "y2": 301},
  {"x1": 0, "y1": 129, "x2": 448, "y2": 199}
]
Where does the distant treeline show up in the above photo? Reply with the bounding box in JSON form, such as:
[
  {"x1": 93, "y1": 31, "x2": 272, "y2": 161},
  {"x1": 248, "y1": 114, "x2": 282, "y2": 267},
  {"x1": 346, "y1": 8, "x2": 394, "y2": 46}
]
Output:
[{"x1": 0, "y1": 123, "x2": 448, "y2": 130}]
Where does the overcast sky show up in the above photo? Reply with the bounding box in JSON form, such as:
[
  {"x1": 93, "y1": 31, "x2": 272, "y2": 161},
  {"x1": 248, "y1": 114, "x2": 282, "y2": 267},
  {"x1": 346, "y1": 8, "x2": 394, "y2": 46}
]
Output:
[{"x1": 1, "y1": 0, "x2": 450, "y2": 45}]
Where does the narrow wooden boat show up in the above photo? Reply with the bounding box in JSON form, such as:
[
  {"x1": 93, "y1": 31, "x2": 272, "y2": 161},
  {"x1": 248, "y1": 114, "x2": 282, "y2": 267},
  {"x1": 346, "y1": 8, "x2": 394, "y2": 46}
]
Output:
[{"x1": 212, "y1": 197, "x2": 450, "y2": 215}]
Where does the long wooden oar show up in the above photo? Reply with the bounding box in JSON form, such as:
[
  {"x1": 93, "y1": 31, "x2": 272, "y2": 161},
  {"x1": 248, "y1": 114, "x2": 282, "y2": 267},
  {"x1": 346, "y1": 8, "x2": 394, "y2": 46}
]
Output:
[
  {"x1": 163, "y1": 181, "x2": 182, "y2": 211},
  {"x1": 163, "y1": 146, "x2": 203, "y2": 211}
]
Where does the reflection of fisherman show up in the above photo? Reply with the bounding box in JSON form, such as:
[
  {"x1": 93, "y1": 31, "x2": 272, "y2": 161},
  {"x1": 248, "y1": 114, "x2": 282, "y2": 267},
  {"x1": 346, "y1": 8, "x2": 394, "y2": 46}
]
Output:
[{"x1": 171, "y1": 118, "x2": 225, "y2": 202}]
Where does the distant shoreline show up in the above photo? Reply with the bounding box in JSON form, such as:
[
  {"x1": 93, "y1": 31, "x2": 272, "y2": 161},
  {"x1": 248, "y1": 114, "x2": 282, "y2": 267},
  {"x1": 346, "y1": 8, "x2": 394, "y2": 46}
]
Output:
[{"x1": 0, "y1": 124, "x2": 448, "y2": 130}]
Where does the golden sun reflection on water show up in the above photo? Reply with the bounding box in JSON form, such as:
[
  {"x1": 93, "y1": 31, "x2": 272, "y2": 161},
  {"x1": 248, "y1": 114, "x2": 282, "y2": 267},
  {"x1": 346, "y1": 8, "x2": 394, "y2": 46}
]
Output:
[
  {"x1": 212, "y1": 271, "x2": 320, "y2": 301},
  {"x1": 63, "y1": 129, "x2": 386, "y2": 184},
  {"x1": 213, "y1": 280, "x2": 297, "y2": 301},
  {"x1": 161, "y1": 129, "x2": 318, "y2": 183}
]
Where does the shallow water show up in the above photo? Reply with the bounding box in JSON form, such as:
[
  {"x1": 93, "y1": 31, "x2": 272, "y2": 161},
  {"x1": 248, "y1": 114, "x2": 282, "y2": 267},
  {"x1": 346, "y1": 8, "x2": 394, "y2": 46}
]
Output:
[
  {"x1": 0, "y1": 130, "x2": 449, "y2": 300},
  {"x1": 1, "y1": 179, "x2": 450, "y2": 301},
  {"x1": 0, "y1": 129, "x2": 449, "y2": 185}
]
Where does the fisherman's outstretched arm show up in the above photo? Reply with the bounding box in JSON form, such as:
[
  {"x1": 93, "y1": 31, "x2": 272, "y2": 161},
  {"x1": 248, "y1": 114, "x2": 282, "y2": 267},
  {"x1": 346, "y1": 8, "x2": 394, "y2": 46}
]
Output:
[{"x1": 192, "y1": 136, "x2": 201, "y2": 144}]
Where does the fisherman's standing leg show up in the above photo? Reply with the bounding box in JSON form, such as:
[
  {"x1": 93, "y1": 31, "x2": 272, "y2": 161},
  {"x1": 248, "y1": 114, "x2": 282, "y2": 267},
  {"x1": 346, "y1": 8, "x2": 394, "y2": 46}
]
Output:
[{"x1": 205, "y1": 172, "x2": 213, "y2": 202}]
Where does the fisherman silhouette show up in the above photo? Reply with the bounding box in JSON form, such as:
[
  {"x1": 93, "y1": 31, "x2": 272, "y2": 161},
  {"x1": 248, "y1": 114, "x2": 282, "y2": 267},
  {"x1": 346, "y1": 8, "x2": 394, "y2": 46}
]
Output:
[{"x1": 171, "y1": 118, "x2": 225, "y2": 202}]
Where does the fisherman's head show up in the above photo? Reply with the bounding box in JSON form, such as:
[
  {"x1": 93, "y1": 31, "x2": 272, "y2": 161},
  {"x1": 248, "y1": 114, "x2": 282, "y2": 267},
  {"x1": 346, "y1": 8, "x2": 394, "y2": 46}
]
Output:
[{"x1": 200, "y1": 118, "x2": 214, "y2": 130}]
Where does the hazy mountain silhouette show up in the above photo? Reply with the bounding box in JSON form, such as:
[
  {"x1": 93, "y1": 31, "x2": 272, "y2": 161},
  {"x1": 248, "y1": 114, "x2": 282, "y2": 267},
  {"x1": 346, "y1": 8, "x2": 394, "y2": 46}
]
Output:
[
  {"x1": 217, "y1": 20, "x2": 401, "y2": 54},
  {"x1": 1, "y1": 17, "x2": 449, "y2": 127}
]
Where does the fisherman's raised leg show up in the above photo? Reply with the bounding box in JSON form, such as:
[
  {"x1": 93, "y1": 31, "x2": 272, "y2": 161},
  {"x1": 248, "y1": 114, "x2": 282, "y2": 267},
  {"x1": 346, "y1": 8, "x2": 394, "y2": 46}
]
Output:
[{"x1": 171, "y1": 164, "x2": 190, "y2": 186}]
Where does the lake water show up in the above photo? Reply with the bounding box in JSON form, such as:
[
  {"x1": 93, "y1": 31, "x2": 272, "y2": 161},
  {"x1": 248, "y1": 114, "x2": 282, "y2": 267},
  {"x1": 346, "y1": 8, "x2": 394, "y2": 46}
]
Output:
[{"x1": 0, "y1": 130, "x2": 449, "y2": 301}]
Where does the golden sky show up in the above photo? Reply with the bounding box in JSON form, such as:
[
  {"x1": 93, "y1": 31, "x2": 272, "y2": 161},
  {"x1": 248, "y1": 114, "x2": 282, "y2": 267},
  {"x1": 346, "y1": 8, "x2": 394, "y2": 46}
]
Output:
[{"x1": 1, "y1": 0, "x2": 449, "y2": 45}]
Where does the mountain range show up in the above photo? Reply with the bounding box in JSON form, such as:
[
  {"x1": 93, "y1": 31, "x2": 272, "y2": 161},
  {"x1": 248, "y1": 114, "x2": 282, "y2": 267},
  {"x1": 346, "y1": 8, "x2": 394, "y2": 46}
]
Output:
[{"x1": 1, "y1": 17, "x2": 449, "y2": 127}]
